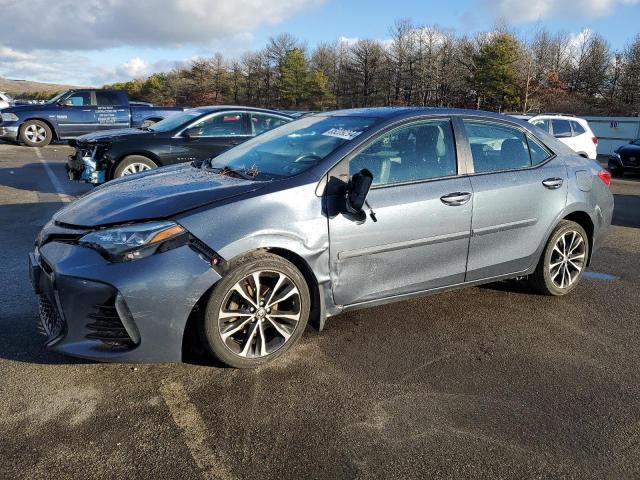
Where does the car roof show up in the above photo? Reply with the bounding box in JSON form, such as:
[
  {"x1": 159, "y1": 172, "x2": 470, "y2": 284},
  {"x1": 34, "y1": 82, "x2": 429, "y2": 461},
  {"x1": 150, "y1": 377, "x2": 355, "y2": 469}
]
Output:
[
  {"x1": 190, "y1": 106, "x2": 294, "y2": 117},
  {"x1": 319, "y1": 106, "x2": 527, "y2": 123}
]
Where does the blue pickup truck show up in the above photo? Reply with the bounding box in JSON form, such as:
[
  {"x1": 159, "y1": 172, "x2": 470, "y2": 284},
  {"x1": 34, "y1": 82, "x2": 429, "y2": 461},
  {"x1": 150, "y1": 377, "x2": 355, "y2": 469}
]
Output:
[{"x1": 0, "y1": 89, "x2": 185, "y2": 147}]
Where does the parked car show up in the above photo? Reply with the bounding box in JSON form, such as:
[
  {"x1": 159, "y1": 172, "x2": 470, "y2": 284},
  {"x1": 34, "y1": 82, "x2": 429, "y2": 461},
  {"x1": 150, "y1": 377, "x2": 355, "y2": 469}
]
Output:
[
  {"x1": 609, "y1": 138, "x2": 640, "y2": 177},
  {"x1": 29, "y1": 108, "x2": 613, "y2": 368},
  {"x1": 0, "y1": 91, "x2": 13, "y2": 110},
  {"x1": 528, "y1": 114, "x2": 598, "y2": 159},
  {"x1": 0, "y1": 89, "x2": 185, "y2": 147},
  {"x1": 66, "y1": 106, "x2": 293, "y2": 184}
]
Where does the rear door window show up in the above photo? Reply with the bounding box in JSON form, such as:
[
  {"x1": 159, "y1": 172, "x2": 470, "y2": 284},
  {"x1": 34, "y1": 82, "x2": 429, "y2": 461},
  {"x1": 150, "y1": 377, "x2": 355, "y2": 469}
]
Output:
[
  {"x1": 463, "y1": 120, "x2": 531, "y2": 173},
  {"x1": 570, "y1": 121, "x2": 586, "y2": 136},
  {"x1": 95, "y1": 91, "x2": 122, "y2": 106},
  {"x1": 527, "y1": 135, "x2": 553, "y2": 165},
  {"x1": 250, "y1": 113, "x2": 290, "y2": 135},
  {"x1": 551, "y1": 119, "x2": 572, "y2": 138},
  {"x1": 190, "y1": 112, "x2": 247, "y2": 137}
]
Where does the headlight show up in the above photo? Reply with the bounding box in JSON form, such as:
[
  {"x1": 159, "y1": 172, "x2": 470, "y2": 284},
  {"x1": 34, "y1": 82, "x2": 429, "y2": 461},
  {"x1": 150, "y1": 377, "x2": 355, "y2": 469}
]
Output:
[
  {"x1": 1, "y1": 113, "x2": 19, "y2": 122},
  {"x1": 79, "y1": 221, "x2": 187, "y2": 262}
]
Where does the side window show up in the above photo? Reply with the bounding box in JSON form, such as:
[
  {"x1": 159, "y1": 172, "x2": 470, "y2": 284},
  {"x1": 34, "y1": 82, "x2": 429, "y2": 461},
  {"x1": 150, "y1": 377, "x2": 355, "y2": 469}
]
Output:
[
  {"x1": 95, "y1": 91, "x2": 122, "y2": 106},
  {"x1": 463, "y1": 120, "x2": 531, "y2": 173},
  {"x1": 571, "y1": 121, "x2": 586, "y2": 136},
  {"x1": 251, "y1": 113, "x2": 289, "y2": 135},
  {"x1": 190, "y1": 113, "x2": 245, "y2": 137},
  {"x1": 349, "y1": 119, "x2": 457, "y2": 186},
  {"x1": 66, "y1": 92, "x2": 92, "y2": 106},
  {"x1": 531, "y1": 119, "x2": 550, "y2": 133},
  {"x1": 551, "y1": 119, "x2": 572, "y2": 138},
  {"x1": 527, "y1": 135, "x2": 553, "y2": 165}
]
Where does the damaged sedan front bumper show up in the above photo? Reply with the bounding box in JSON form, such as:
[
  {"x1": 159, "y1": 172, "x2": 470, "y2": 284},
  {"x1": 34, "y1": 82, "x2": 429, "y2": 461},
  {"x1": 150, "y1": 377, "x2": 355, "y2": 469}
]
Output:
[
  {"x1": 66, "y1": 144, "x2": 109, "y2": 184},
  {"x1": 29, "y1": 236, "x2": 222, "y2": 363}
]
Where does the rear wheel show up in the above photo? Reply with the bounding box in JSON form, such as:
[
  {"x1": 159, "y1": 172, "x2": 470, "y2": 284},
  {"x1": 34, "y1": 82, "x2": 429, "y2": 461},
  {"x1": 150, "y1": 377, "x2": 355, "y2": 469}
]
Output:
[
  {"x1": 201, "y1": 253, "x2": 310, "y2": 368},
  {"x1": 113, "y1": 155, "x2": 158, "y2": 178},
  {"x1": 20, "y1": 120, "x2": 52, "y2": 147},
  {"x1": 529, "y1": 220, "x2": 589, "y2": 296}
]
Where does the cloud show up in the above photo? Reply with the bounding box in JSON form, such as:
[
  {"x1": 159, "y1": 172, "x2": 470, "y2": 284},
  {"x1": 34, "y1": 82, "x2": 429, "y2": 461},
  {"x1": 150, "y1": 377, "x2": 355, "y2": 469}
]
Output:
[
  {"x1": 486, "y1": 0, "x2": 640, "y2": 23},
  {"x1": 0, "y1": 48, "x2": 189, "y2": 87},
  {"x1": 0, "y1": 0, "x2": 323, "y2": 51}
]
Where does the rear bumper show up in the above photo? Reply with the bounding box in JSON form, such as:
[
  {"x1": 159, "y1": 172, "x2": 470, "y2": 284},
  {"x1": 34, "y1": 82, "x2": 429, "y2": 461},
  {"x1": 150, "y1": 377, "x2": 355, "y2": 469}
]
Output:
[
  {"x1": 29, "y1": 241, "x2": 221, "y2": 363},
  {"x1": 0, "y1": 125, "x2": 19, "y2": 141}
]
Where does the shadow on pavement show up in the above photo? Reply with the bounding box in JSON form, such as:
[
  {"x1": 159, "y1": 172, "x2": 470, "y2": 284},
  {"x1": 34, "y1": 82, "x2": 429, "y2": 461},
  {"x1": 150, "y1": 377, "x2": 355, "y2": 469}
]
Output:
[{"x1": 613, "y1": 194, "x2": 640, "y2": 228}]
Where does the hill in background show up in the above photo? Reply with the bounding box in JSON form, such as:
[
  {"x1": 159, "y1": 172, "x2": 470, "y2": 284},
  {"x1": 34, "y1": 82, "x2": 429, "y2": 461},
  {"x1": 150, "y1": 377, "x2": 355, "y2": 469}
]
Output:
[{"x1": 0, "y1": 77, "x2": 87, "y2": 98}]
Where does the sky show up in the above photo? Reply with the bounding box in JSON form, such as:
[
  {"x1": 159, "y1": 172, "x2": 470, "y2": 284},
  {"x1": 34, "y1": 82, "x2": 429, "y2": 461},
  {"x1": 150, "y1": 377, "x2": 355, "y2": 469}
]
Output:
[{"x1": 0, "y1": 0, "x2": 639, "y2": 87}]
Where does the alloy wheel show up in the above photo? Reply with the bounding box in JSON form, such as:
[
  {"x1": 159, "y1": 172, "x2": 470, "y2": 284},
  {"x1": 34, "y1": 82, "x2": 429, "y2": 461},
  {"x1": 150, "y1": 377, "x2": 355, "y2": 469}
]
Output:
[
  {"x1": 549, "y1": 230, "x2": 586, "y2": 289},
  {"x1": 217, "y1": 270, "x2": 301, "y2": 358},
  {"x1": 25, "y1": 124, "x2": 47, "y2": 144},
  {"x1": 121, "y1": 163, "x2": 152, "y2": 176}
]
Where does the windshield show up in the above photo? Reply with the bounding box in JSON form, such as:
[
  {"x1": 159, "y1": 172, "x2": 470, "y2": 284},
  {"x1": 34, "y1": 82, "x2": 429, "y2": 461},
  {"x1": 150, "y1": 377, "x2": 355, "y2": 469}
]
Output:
[
  {"x1": 46, "y1": 92, "x2": 68, "y2": 105},
  {"x1": 207, "y1": 115, "x2": 378, "y2": 180},
  {"x1": 148, "y1": 109, "x2": 203, "y2": 132}
]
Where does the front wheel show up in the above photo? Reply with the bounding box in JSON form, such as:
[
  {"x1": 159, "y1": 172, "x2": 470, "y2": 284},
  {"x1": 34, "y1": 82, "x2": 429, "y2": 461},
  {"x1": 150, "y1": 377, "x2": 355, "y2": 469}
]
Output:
[
  {"x1": 201, "y1": 253, "x2": 310, "y2": 368},
  {"x1": 529, "y1": 220, "x2": 589, "y2": 296},
  {"x1": 113, "y1": 155, "x2": 158, "y2": 178},
  {"x1": 20, "y1": 120, "x2": 52, "y2": 147}
]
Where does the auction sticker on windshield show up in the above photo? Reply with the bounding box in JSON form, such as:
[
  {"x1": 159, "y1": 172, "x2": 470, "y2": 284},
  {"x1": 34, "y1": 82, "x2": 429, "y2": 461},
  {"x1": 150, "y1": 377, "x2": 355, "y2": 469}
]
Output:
[{"x1": 322, "y1": 128, "x2": 363, "y2": 141}]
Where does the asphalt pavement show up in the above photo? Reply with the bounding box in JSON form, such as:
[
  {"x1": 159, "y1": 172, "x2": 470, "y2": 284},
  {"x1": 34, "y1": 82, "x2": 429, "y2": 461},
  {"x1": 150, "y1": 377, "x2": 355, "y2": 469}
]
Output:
[{"x1": 1, "y1": 141, "x2": 639, "y2": 479}]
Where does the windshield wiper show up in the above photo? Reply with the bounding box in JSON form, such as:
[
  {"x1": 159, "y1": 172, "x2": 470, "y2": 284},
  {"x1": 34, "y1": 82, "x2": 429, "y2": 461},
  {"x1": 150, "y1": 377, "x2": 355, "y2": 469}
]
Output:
[{"x1": 208, "y1": 165, "x2": 254, "y2": 180}]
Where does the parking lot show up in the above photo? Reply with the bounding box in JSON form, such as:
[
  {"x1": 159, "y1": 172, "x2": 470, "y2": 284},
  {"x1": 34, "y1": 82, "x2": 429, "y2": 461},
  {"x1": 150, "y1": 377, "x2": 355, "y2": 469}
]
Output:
[{"x1": 0, "y1": 141, "x2": 639, "y2": 479}]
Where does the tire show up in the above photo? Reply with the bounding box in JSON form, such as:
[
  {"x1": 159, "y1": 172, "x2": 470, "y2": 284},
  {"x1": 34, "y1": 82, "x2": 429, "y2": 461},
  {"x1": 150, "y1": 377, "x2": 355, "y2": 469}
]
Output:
[
  {"x1": 201, "y1": 252, "x2": 310, "y2": 368},
  {"x1": 19, "y1": 120, "x2": 52, "y2": 147},
  {"x1": 529, "y1": 220, "x2": 589, "y2": 296},
  {"x1": 113, "y1": 155, "x2": 158, "y2": 178}
]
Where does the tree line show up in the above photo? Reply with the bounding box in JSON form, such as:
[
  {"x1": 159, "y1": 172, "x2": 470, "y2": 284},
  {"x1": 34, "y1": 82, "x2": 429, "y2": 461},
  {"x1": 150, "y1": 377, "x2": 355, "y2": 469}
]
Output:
[{"x1": 46, "y1": 20, "x2": 640, "y2": 115}]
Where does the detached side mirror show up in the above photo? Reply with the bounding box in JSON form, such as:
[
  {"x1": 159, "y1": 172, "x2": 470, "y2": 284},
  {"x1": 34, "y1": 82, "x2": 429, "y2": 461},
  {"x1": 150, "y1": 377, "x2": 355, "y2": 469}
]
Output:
[{"x1": 346, "y1": 169, "x2": 373, "y2": 214}]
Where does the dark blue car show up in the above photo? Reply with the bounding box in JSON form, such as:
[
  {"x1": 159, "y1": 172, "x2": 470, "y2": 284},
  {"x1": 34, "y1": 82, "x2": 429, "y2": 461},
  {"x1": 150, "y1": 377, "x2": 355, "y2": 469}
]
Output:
[{"x1": 0, "y1": 89, "x2": 185, "y2": 147}]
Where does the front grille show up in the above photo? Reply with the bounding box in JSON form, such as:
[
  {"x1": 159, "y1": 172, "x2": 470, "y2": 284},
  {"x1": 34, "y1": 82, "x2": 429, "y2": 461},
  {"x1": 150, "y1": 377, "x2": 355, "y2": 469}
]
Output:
[
  {"x1": 38, "y1": 296, "x2": 65, "y2": 340},
  {"x1": 86, "y1": 297, "x2": 135, "y2": 350}
]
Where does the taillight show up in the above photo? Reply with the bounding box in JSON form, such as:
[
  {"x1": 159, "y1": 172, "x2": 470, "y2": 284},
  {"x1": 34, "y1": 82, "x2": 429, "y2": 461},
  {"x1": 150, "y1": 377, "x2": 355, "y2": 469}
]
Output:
[
  {"x1": 592, "y1": 136, "x2": 598, "y2": 145},
  {"x1": 598, "y1": 169, "x2": 611, "y2": 186}
]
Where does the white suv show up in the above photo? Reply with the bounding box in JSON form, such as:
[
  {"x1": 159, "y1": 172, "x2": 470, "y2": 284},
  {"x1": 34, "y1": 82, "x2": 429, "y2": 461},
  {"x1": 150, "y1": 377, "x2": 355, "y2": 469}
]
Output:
[
  {"x1": 529, "y1": 114, "x2": 598, "y2": 160},
  {"x1": 0, "y1": 92, "x2": 13, "y2": 110}
]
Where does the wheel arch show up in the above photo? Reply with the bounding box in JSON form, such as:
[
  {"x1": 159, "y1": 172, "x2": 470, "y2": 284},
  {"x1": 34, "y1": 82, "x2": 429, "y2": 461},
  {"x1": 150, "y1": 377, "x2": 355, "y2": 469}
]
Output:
[
  {"x1": 180, "y1": 245, "x2": 327, "y2": 362},
  {"x1": 561, "y1": 210, "x2": 595, "y2": 265},
  {"x1": 20, "y1": 117, "x2": 59, "y2": 141}
]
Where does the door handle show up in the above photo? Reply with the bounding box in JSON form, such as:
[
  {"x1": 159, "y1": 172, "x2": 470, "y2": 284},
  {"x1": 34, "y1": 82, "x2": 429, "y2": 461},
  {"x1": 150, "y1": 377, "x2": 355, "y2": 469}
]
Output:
[
  {"x1": 542, "y1": 177, "x2": 564, "y2": 189},
  {"x1": 440, "y1": 192, "x2": 472, "y2": 206}
]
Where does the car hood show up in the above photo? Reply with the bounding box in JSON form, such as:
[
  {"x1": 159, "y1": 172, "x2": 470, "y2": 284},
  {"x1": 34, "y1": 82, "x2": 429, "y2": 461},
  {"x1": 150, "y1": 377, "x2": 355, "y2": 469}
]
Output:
[
  {"x1": 2, "y1": 103, "x2": 51, "y2": 114},
  {"x1": 617, "y1": 144, "x2": 640, "y2": 155},
  {"x1": 54, "y1": 164, "x2": 264, "y2": 227},
  {"x1": 76, "y1": 128, "x2": 152, "y2": 143}
]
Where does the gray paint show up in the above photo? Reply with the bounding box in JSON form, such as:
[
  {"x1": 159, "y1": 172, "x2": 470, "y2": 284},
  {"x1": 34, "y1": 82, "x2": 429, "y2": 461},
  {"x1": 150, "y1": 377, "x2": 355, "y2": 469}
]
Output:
[{"x1": 30, "y1": 107, "x2": 615, "y2": 363}]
